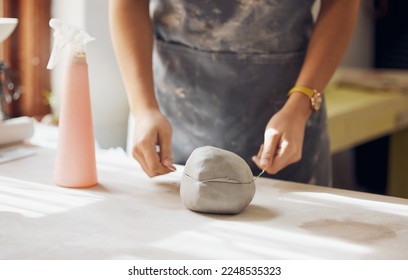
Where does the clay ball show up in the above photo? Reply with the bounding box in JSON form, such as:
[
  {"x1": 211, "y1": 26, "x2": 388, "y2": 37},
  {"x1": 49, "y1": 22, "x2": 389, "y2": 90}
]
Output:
[{"x1": 180, "y1": 146, "x2": 256, "y2": 214}]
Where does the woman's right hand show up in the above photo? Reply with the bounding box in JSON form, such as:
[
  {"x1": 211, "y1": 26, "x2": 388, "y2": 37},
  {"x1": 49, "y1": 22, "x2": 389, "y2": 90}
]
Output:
[{"x1": 132, "y1": 109, "x2": 176, "y2": 177}]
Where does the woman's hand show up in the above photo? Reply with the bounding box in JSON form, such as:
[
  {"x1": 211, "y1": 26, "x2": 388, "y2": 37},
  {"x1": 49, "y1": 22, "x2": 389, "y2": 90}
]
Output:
[
  {"x1": 132, "y1": 109, "x2": 176, "y2": 177},
  {"x1": 252, "y1": 92, "x2": 311, "y2": 174}
]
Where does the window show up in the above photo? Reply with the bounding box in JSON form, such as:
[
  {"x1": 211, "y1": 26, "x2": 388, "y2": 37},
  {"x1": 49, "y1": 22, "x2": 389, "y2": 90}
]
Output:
[{"x1": 1, "y1": 0, "x2": 51, "y2": 118}]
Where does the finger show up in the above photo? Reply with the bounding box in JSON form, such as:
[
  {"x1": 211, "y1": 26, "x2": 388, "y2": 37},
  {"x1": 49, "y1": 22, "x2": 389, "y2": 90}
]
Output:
[
  {"x1": 158, "y1": 129, "x2": 176, "y2": 171},
  {"x1": 251, "y1": 144, "x2": 264, "y2": 169},
  {"x1": 266, "y1": 138, "x2": 291, "y2": 174},
  {"x1": 133, "y1": 138, "x2": 166, "y2": 177},
  {"x1": 257, "y1": 144, "x2": 264, "y2": 158},
  {"x1": 155, "y1": 145, "x2": 176, "y2": 172},
  {"x1": 260, "y1": 128, "x2": 281, "y2": 169},
  {"x1": 252, "y1": 155, "x2": 261, "y2": 168},
  {"x1": 143, "y1": 141, "x2": 171, "y2": 176},
  {"x1": 132, "y1": 146, "x2": 151, "y2": 175}
]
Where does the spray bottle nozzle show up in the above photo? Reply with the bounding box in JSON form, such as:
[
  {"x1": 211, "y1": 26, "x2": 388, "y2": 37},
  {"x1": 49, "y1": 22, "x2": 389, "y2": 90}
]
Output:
[{"x1": 47, "y1": 18, "x2": 94, "y2": 70}]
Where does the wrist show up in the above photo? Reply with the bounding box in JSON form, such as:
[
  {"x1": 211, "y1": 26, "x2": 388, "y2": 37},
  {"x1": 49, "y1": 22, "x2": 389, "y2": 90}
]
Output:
[
  {"x1": 282, "y1": 92, "x2": 313, "y2": 121},
  {"x1": 134, "y1": 102, "x2": 159, "y2": 113},
  {"x1": 132, "y1": 104, "x2": 161, "y2": 119},
  {"x1": 131, "y1": 95, "x2": 160, "y2": 117},
  {"x1": 288, "y1": 85, "x2": 323, "y2": 113}
]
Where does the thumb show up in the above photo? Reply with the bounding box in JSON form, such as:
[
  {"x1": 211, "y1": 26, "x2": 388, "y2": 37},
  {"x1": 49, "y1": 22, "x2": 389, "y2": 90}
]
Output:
[{"x1": 260, "y1": 128, "x2": 281, "y2": 169}]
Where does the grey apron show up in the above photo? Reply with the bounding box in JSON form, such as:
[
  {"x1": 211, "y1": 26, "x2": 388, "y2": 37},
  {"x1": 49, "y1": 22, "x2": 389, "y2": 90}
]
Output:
[{"x1": 150, "y1": 0, "x2": 332, "y2": 186}]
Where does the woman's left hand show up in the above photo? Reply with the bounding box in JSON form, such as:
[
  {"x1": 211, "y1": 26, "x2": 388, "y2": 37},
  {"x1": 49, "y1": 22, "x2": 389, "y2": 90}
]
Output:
[{"x1": 252, "y1": 92, "x2": 311, "y2": 174}]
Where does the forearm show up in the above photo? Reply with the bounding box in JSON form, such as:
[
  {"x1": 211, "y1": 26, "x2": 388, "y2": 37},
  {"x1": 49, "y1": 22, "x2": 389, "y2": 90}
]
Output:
[
  {"x1": 296, "y1": 0, "x2": 361, "y2": 90},
  {"x1": 109, "y1": 0, "x2": 158, "y2": 115},
  {"x1": 283, "y1": 0, "x2": 360, "y2": 118}
]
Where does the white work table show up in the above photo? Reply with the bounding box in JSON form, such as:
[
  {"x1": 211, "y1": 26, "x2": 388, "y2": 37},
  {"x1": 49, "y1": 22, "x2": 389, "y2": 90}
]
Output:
[{"x1": 0, "y1": 143, "x2": 407, "y2": 260}]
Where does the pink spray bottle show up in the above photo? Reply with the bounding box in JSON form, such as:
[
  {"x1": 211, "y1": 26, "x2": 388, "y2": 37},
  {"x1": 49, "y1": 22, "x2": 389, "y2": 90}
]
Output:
[{"x1": 47, "y1": 19, "x2": 97, "y2": 188}]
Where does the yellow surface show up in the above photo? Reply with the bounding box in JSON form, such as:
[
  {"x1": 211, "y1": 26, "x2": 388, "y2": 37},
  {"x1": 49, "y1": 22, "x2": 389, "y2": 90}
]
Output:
[{"x1": 325, "y1": 86, "x2": 408, "y2": 154}]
